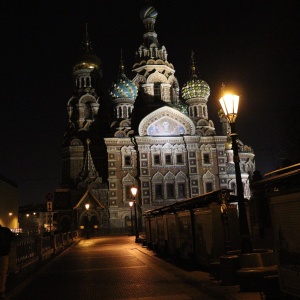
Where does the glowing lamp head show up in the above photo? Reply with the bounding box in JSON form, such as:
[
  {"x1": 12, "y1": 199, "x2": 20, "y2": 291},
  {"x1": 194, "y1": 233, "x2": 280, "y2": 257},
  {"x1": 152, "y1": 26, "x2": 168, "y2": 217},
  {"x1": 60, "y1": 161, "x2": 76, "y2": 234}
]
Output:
[
  {"x1": 129, "y1": 201, "x2": 134, "y2": 207},
  {"x1": 219, "y1": 93, "x2": 239, "y2": 123},
  {"x1": 131, "y1": 187, "x2": 138, "y2": 197},
  {"x1": 85, "y1": 203, "x2": 90, "y2": 210}
]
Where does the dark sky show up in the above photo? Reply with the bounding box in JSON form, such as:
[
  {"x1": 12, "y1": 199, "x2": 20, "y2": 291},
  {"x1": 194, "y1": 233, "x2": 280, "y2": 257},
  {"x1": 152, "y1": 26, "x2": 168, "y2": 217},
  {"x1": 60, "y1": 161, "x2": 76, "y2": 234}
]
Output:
[{"x1": 1, "y1": 1, "x2": 299, "y2": 206}]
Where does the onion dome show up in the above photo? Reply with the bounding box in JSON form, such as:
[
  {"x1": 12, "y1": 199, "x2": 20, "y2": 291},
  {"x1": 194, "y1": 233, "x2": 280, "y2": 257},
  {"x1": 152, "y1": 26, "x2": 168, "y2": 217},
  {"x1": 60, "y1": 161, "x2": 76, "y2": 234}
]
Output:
[
  {"x1": 110, "y1": 55, "x2": 138, "y2": 100},
  {"x1": 225, "y1": 140, "x2": 232, "y2": 150},
  {"x1": 225, "y1": 135, "x2": 232, "y2": 150},
  {"x1": 73, "y1": 25, "x2": 101, "y2": 72},
  {"x1": 110, "y1": 74, "x2": 138, "y2": 99},
  {"x1": 140, "y1": 4, "x2": 158, "y2": 20},
  {"x1": 181, "y1": 52, "x2": 210, "y2": 101}
]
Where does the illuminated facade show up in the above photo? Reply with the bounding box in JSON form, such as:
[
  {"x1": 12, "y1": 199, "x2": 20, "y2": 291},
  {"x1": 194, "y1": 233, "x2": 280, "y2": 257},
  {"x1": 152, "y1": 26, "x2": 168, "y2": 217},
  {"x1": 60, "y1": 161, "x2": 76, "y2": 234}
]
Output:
[{"x1": 56, "y1": 4, "x2": 255, "y2": 233}]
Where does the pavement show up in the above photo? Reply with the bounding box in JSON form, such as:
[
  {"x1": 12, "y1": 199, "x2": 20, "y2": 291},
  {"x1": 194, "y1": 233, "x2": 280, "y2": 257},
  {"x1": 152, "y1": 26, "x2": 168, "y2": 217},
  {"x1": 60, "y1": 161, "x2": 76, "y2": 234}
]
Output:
[{"x1": 4, "y1": 235, "x2": 263, "y2": 300}]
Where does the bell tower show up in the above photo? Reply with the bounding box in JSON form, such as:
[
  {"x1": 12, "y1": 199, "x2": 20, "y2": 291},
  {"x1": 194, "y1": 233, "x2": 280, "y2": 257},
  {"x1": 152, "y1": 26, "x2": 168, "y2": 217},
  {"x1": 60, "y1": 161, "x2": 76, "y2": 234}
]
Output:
[{"x1": 61, "y1": 26, "x2": 105, "y2": 188}]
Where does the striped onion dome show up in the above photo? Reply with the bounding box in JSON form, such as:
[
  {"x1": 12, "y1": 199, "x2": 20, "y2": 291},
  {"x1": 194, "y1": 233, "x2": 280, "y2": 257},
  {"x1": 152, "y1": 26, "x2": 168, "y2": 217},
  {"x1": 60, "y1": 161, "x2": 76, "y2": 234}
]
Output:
[
  {"x1": 110, "y1": 56, "x2": 137, "y2": 99},
  {"x1": 140, "y1": 5, "x2": 158, "y2": 20}
]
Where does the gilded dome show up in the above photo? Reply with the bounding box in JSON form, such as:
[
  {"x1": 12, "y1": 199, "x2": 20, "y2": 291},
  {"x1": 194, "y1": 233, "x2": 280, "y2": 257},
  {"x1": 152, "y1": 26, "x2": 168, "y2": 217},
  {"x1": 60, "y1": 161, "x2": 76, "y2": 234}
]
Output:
[
  {"x1": 73, "y1": 54, "x2": 101, "y2": 72},
  {"x1": 140, "y1": 5, "x2": 158, "y2": 20},
  {"x1": 225, "y1": 140, "x2": 232, "y2": 150},
  {"x1": 73, "y1": 28, "x2": 101, "y2": 72}
]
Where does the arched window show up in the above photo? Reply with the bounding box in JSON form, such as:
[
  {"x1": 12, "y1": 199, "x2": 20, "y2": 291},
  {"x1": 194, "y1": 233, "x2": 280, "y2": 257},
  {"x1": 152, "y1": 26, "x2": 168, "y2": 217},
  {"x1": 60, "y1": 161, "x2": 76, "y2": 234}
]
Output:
[
  {"x1": 203, "y1": 153, "x2": 210, "y2": 164},
  {"x1": 118, "y1": 107, "x2": 122, "y2": 118},
  {"x1": 128, "y1": 107, "x2": 132, "y2": 118},
  {"x1": 194, "y1": 106, "x2": 197, "y2": 117},
  {"x1": 152, "y1": 172, "x2": 164, "y2": 201},
  {"x1": 166, "y1": 183, "x2": 174, "y2": 199},
  {"x1": 84, "y1": 102, "x2": 92, "y2": 119},
  {"x1": 125, "y1": 185, "x2": 133, "y2": 200},
  {"x1": 123, "y1": 106, "x2": 128, "y2": 119},
  {"x1": 154, "y1": 83, "x2": 161, "y2": 101},
  {"x1": 203, "y1": 170, "x2": 215, "y2": 193},
  {"x1": 86, "y1": 77, "x2": 90, "y2": 87},
  {"x1": 205, "y1": 182, "x2": 213, "y2": 193},
  {"x1": 178, "y1": 183, "x2": 186, "y2": 198},
  {"x1": 155, "y1": 184, "x2": 163, "y2": 199}
]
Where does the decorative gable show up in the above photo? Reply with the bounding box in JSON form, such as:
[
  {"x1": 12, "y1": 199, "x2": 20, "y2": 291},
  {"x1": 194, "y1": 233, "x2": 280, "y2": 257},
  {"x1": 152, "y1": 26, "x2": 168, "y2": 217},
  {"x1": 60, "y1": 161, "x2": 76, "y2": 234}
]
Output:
[
  {"x1": 152, "y1": 172, "x2": 164, "y2": 181},
  {"x1": 73, "y1": 188, "x2": 105, "y2": 209},
  {"x1": 175, "y1": 171, "x2": 187, "y2": 181},
  {"x1": 138, "y1": 106, "x2": 195, "y2": 136},
  {"x1": 164, "y1": 171, "x2": 175, "y2": 180}
]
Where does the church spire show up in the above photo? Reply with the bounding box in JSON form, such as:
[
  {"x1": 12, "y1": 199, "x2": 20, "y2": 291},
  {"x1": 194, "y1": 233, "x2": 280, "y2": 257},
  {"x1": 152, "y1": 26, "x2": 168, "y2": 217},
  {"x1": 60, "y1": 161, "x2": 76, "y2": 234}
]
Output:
[
  {"x1": 190, "y1": 51, "x2": 197, "y2": 79},
  {"x1": 119, "y1": 48, "x2": 125, "y2": 76},
  {"x1": 82, "y1": 23, "x2": 93, "y2": 54},
  {"x1": 71, "y1": 24, "x2": 102, "y2": 99},
  {"x1": 81, "y1": 139, "x2": 99, "y2": 182}
]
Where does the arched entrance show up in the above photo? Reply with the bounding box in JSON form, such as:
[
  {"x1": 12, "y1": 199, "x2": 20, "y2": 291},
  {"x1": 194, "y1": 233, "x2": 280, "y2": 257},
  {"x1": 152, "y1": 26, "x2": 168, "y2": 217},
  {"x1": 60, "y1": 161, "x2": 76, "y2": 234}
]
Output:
[{"x1": 79, "y1": 209, "x2": 101, "y2": 237}]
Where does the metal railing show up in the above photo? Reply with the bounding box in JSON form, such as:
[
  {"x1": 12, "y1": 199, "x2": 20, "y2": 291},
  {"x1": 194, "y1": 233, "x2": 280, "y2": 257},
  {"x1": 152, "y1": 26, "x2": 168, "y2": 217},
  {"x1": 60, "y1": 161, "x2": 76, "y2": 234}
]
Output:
[{"x1": 8, "y1": 231, "x2": 79, "y2": 273}]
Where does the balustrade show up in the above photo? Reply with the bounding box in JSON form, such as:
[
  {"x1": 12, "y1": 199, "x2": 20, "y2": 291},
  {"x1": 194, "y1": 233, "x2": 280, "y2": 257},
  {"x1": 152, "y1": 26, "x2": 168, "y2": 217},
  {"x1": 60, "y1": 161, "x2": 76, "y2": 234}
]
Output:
[{"x1": 8, "y1": 231, "x2": 78, "y2": 273}]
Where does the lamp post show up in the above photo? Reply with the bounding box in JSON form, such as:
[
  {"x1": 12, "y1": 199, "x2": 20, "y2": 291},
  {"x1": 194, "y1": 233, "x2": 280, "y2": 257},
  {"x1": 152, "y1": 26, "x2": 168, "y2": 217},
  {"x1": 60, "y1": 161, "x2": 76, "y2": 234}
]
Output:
[
  {"x1": 130, "y1": 187, "x2": 139, "y2": 242},
  {"x1": 219, "y1": 92, "x2": 253, "y2": 254},
  {"x1": 85, "y1": 203, "x2": 90, "y2": 239},
  {"x1": 129, "y1": 201, "x2": 134, "y2": 236}
]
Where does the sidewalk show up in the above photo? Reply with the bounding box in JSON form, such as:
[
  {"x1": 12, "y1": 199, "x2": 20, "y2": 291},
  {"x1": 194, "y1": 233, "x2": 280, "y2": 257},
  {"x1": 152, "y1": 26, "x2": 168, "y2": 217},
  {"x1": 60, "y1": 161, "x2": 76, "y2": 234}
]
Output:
[
  {"x1": 5, "y1": 235, "x2": 262, "y2": 300},
  {"x1": 136, "y1": 241, "x2": 262, "y2": 300}
]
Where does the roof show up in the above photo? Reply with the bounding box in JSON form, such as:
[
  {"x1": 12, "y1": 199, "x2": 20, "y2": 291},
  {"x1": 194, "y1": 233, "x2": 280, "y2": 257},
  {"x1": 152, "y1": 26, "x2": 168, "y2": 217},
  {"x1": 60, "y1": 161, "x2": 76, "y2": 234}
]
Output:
[
  {"x1": 251, "y1": 163, "x2": 300, "y2": 187},
  {"x1": 264, "y1": 163, "x2": 300, "y2": 178},
  {"x1": 73, "y1": 188, "x2": 105, "y2": 209},
  {"x1": 144, "y1": 189, "x2": 234, "y2": 217}
]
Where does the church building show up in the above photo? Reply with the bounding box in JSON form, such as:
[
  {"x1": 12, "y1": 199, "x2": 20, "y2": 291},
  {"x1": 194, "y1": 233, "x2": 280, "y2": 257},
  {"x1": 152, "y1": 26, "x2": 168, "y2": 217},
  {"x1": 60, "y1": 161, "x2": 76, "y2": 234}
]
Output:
[{"x1": 53, "y1": 3, "x2": 255, "y2": 234}]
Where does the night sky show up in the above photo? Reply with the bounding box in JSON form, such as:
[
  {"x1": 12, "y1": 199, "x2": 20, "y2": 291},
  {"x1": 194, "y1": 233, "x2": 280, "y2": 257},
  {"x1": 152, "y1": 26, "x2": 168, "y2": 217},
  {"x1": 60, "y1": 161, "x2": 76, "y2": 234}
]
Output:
[{"x1": 1, "y1": 1, "x2": 299, "y2": 206}]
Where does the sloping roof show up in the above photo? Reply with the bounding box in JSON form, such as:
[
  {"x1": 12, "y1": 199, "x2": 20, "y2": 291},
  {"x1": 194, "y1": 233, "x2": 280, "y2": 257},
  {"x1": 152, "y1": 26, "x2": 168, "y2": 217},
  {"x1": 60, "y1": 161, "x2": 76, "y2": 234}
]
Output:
[
  {"x1": 144, "y1": 189, "x2": 233, "y2": 217},
  {"x1": 73, "y1": 188, "x2": 105, "y2": 209}
]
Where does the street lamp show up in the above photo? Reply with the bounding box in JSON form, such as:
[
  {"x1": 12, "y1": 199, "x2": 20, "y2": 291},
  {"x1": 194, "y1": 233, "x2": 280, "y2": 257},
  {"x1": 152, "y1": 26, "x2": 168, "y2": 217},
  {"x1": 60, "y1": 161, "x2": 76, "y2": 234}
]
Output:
[
  {"x1": 219, "y1": 91, "x2": 253, "y2": 254},
  {"x1": 130, "y1": 187, "x2": 139, "y2": 242},
  {"x1": 85, "y1": 203, "x2": 90, "y2": 239},
  {"x1": 129, "y1": 201, "x2": 134, "y2": 236}
]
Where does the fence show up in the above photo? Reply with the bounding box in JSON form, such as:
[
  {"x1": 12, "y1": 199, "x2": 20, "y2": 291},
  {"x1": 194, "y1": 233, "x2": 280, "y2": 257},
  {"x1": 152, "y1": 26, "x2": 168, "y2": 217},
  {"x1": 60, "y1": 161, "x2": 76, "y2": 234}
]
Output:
[
  {"x1": 8, "y1": 231, "x2": 79, "y2": 273},
  {"x1": 144, "y1": 189, "x2": 241, "y2": 267}
]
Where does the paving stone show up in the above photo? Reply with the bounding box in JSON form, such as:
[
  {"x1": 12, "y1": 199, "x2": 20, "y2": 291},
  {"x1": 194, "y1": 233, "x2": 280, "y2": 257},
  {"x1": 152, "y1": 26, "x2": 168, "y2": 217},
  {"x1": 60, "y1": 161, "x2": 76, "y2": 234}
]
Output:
[{"x1": 7, "y1": 236, "x2": 262, "y2": 300}]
